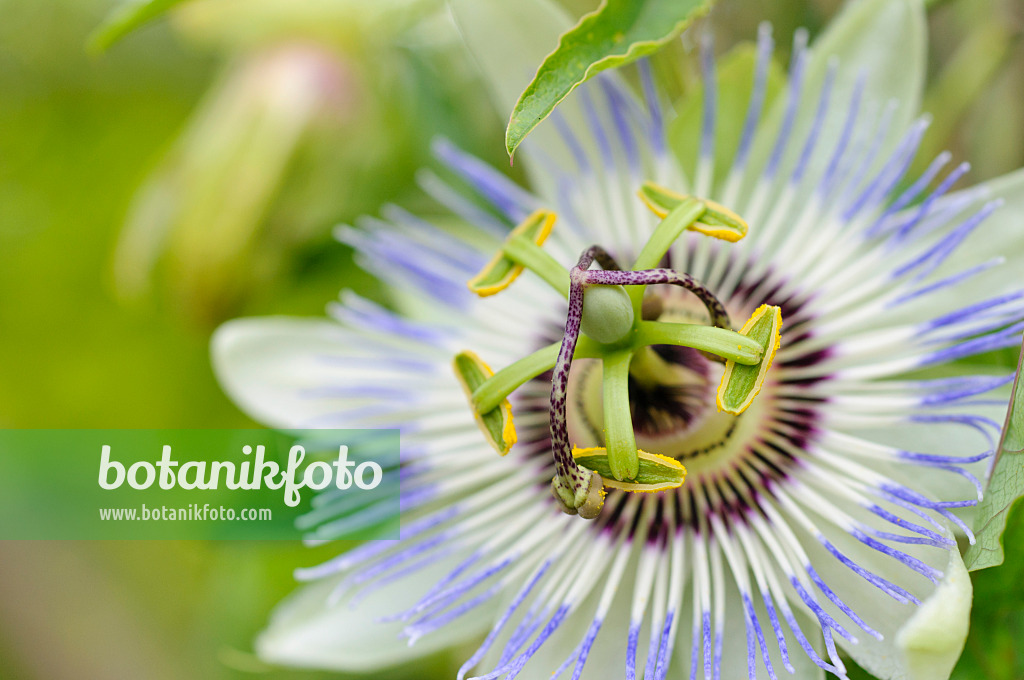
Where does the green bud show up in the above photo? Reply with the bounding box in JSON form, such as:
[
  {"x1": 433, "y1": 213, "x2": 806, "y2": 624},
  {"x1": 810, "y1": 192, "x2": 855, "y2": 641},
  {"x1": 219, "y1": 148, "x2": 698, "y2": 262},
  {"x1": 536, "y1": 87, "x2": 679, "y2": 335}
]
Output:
[{"x1": 112, "y1": 45, "x2": 355, "y2": 325}]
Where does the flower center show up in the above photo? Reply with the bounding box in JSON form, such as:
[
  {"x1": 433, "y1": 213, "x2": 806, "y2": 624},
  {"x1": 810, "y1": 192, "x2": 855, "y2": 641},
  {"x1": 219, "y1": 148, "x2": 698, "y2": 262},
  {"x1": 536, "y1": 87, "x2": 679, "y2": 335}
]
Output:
[
  {"x1": 568, "y1": 291, "x2": 771, "y2": 475},
  {"x1": 568, "y1": 347, "x2": 718, "y2": 453},
  {"x1": 453, "y1": 183, "x2": 784, "y2": 520}
]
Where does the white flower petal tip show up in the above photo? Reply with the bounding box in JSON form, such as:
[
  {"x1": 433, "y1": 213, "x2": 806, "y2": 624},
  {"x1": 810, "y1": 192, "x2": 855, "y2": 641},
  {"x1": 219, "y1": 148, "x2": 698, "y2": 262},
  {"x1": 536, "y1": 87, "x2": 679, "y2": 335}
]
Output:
[
  {"x1": 811, "y1": 0, "x2": 926, "y2": 110},
  {"x1": 447, "y1": 0, "x2": 585, "y2": 186},
  {"x1": 211, "y1": 317, "x2": 352, "y2": 428},
  {"x1": 895, "y1": 549, "x2": 972, "y2": 680},
  {"x1": 447, "y1": 0, "x2": 573, "y2": 115},
  {"x1": 256, "y1": 564, "x2": 494, "y2": 673}
]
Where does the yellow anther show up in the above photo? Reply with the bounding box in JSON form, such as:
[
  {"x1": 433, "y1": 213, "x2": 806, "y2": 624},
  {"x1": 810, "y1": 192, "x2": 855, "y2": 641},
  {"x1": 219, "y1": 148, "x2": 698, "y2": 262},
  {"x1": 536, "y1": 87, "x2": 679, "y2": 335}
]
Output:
[
  {"x1": 453, "y1": 350, "x2": 517, "y2": 454},
  {"x1": 467, "y1": 210, "x2": 557, "y2": 297},
  {"x1": 638, "y1": 181, "x2": 748, "y2": 242},
  {"x1": 716, "y1": 304, "x2": 782, "y2": 415},
  {"x1": 571, "y1": 446, "x2": 686, "y2": 493}
]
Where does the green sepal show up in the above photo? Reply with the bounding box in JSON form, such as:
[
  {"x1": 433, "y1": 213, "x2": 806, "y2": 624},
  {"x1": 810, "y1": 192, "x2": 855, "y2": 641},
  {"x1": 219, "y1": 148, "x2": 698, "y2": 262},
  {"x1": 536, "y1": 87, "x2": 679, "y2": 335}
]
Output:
[
  {"x1": 965, "y1": 338, "x2": 1024, "y2": 571},
  {"x1": 572, "y1": 447, "x2": 686, "y2": 492},
  {"x1": 453, "y1": 351, "x2": 516, "y2": 455},
  {"x1": 467, "y1": 210, "x2": 556, "y2": 297},
  {"x1": 716, "y1": 304, "x2": 782, "y2": 415}
]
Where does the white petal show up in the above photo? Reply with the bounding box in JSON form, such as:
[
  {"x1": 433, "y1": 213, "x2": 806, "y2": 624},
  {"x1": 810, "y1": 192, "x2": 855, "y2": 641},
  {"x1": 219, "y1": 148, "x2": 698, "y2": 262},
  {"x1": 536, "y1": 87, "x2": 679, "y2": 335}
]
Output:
[
  {"x1": 743, "y1": 0, "x2": 926, "y2": 198},
  {"x1": 212, "y1": 317, "x2": 361, "y2": 428},
  {"x1": 448, "y1": 0, "x2": 571, "y2": 126},
  {"x1": 840, "y1": 401, "x2": 1002, "y2": 505},
  {"x1": 929, "y1": 167, "x2": 1024, "y2": 298},
  {"x1": 894, "y1": 548, "x2": 972, "y2": 680},
  {"x1": 671, "y1": 584, "x2": 827, "y2": 680},
  {"x1": 805, "y1": 0, "x2": 926, "y2": 120},
  {"x1": 257, "y1": 555, "x2": 494, "y2": 672},
  {"x1": 801, "y1": 506, "x2": 969, "y2": 680}
]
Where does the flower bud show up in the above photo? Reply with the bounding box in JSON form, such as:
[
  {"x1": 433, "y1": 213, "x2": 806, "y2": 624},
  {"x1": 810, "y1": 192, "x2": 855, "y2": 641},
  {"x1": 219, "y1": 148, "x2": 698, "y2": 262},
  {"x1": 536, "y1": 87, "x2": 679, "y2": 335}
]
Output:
[{"x1": 112, "y1": 45, "x2": 356, "y2": 325}]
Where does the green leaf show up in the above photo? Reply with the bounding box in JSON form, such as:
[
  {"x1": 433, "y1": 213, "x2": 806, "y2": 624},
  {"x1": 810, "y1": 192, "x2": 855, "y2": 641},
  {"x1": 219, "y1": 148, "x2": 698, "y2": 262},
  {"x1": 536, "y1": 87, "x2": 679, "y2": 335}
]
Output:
[
  {"x1": 965, "y1": 340, "x2": 1024, "y2": 571},
  {"x1": 88, "y1": 0, "x2": 192, "y2": 53},
  {"x1": 505, "y1": 0, "x2": 713, "y2": 159}
]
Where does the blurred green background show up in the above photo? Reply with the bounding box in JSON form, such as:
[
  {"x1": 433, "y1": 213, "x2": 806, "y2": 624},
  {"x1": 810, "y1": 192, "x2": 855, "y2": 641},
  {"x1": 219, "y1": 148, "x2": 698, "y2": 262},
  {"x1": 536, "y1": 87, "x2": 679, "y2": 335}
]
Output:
[{"x1": 0, "y1": 0, "x2": 1020, "y2": 678}]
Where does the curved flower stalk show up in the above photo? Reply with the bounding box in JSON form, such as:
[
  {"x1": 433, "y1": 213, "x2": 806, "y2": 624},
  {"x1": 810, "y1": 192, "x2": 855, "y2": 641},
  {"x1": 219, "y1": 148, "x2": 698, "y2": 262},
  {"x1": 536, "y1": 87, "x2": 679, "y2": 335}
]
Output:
[{"x1": 214, "y1": 0, "x2": 1024, "y2": 678}]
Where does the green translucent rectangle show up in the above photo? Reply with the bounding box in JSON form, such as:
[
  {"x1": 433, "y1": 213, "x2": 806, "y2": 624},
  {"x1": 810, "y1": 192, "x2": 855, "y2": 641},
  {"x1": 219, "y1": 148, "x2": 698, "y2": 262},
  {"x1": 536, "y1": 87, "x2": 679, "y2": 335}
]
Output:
[{"x1": 0, "y1": 429, "x2": 400, "y2": 540}]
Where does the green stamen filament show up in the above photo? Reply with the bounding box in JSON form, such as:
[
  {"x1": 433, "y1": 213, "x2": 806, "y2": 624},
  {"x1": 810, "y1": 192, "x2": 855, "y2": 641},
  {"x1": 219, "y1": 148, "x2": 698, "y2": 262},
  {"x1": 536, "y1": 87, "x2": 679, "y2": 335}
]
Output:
[
  {"x1": 632, "y1": 197, "x2": 707, "y2": 271},
  {"x1": 627, "y1": 345, "x2": 674, "y2": 388},
  {"x1": 628, "y1": 198, "x2": 706, "y2": 313},
  {"x1": 503, "y1": 235, "x2": 571, "y2": 297},
  {"x1": 636, "y1": 321, "x2": 763, "y2": 366},
  {"x1": 472, "y1": 336, "x2": 603, "y2": 414}
]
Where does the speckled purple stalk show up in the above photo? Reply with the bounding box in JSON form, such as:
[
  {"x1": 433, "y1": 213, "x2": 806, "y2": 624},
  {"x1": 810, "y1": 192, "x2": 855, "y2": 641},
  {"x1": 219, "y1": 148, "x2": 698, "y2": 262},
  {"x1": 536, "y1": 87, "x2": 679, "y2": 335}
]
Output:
[
  {"x1": 584, "y1": 245, "x2": 623, "y2": 272},
  {"x1": 550, "y1": 252, "x2": 593, "y2": 490},
  {"x1": 582, "y1": 268, "x2": 732, "y2": 330},
  {"x1": 549, "y1": 247, "x2": 622, "y2": 493}
]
